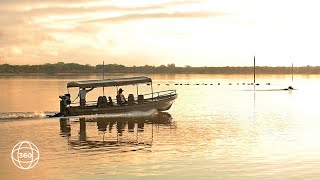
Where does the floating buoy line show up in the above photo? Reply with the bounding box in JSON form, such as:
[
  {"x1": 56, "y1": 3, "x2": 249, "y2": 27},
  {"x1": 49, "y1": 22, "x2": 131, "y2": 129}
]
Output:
[{"x1": 147, "y1": 83, "x2": 272, "y2": 86}]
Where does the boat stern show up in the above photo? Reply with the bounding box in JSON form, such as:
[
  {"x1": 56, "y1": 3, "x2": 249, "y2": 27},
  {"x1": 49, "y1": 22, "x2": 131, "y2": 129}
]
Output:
[{"x1": 58, "y1": 94, "x2": 71, "y2": 116}]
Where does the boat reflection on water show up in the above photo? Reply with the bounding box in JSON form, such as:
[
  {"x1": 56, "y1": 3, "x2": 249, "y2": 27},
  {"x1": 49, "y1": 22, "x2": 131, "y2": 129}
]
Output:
[{"x1": 59, "y1": 112, "x2": 175, "y2": 151}]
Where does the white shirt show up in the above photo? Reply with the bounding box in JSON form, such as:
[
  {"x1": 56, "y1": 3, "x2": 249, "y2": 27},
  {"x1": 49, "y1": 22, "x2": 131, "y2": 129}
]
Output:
[
  {"x1": 120, "y1": 94, "x2": 125, "y2": 102},
  {"x1": 79, "y1": 89, "x2": 88, "y2": 100}
]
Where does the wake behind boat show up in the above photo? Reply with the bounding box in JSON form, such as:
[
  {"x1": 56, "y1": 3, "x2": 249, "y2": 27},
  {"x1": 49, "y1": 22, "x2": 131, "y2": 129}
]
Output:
[{"x1": 53, "y1": 76, "x2": 177, "y2": 117}]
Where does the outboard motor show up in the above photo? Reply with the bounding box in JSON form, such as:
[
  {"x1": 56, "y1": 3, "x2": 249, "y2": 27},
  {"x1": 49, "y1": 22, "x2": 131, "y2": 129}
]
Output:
[{"x1": 59, "y1": 94, "x2": 71, "y2": 116}]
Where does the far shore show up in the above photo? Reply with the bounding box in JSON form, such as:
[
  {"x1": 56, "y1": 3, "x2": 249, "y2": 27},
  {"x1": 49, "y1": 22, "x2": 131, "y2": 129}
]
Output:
[
  {"x1": 1, "y1": 72, "x2": 320, "y2": 76},
  {"x1": 1, "y1": 62, "x2": 320, "y2": 74}
]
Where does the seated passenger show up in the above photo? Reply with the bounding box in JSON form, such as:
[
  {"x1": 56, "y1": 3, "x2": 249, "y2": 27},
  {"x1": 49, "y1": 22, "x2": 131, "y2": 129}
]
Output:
[
  {"x1": 97, "y1": 96, "x2": 108, "y2": 108},
  {"x1": 108, "y1": 96, "x2": 114, "y2": 106},
  {"x1": 117, "y1": 88, "x2": 127, "y2": 105}
]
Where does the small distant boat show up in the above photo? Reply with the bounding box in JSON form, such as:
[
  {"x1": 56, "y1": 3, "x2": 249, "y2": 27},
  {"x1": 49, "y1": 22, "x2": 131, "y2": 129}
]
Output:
[
  {"x1": 283, "y1": 86, "x2": 294, "y2": 91},
  {"x1": 53, "y1": 76, "x2": 177, "y2": 117}
]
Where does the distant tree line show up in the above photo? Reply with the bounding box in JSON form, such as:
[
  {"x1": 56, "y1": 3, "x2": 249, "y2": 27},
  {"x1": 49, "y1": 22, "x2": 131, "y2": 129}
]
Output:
[{"x1": 0, "y1": 62, "x2": 320, "y2": 74}]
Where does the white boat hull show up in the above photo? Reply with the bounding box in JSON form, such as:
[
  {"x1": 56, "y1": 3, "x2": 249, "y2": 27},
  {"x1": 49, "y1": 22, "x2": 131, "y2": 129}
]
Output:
[{"x1": 64, "y1": 94, "x2": 177, "y2": 116}]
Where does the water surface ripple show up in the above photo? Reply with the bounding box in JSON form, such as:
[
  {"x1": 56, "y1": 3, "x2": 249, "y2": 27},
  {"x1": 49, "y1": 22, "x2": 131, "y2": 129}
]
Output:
[{"x1": 1, "y1": 74, "x2": 320, "y2": 179}]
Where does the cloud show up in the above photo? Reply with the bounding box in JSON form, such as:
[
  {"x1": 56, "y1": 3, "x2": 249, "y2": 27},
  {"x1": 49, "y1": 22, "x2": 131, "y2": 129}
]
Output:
[
  {"x1": 0, "y1": 24, "x2": 55, "y2": 46},
  {"x1": 24, "y1": 2, "x2": 194, "y2": 16},
  {"x1": 0, "y1": 0, "x2": 230, "y2": 65},
  {"x1": 0, "y1": 0, "x2": 204, "y2": 14},
  {"x1": 0, "y1": 0, "x2": 214, "y2": 32},
  {"x1": 0, "y1": 0, "x2": 90, "y2": 10},
  {"x1": 83, "y1": 11, "x2": 228, "y2": 24}
]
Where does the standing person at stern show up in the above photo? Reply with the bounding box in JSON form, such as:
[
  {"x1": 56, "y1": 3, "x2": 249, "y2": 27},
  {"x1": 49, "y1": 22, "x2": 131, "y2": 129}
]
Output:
[{"x1": 75, "y1": 87, "x2": 94, "y2": 108}]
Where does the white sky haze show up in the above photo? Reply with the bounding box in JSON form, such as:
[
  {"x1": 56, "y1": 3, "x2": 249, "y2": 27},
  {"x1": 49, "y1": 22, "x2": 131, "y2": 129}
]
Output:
[{"x1": 0, "y1": 0, "x2": 319, "y2": 66}]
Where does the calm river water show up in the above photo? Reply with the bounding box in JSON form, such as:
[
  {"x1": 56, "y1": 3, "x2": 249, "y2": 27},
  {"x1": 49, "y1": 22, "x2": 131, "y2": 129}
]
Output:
[{"x1": 0, "y1": 74, "x2": 320, "y2": 179}]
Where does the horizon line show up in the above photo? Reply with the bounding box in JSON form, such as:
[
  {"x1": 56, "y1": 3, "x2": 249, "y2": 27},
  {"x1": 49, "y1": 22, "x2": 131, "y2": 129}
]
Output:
[{"x1": 1, "y1": 62, "x2": 319, "y2": 68}]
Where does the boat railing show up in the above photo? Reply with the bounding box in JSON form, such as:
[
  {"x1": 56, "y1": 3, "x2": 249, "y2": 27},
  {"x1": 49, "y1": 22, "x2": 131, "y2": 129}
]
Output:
[
  {"x1": 70, "y1": 90, "x2": 176, "y2": 107},
  {"x1": 143, "y1": 90, "x2": 177, "y2": 100}
]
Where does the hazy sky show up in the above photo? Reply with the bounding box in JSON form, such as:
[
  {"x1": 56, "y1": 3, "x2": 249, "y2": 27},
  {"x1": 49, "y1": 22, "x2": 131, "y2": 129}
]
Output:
[{"x1": 0, "y1": 0, "x2": 319, "y2": 66}]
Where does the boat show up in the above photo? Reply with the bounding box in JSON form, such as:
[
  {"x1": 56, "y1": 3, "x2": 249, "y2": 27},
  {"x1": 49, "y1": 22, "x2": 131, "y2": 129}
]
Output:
[{"x1": 54, "y1": 76, "x2": 177, "y2": 117}]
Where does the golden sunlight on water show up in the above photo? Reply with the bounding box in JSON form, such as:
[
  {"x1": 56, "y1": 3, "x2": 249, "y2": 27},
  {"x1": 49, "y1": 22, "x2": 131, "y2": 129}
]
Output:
[{"x1": 0, "y1": 74, "x2": 320, "y2": 179}]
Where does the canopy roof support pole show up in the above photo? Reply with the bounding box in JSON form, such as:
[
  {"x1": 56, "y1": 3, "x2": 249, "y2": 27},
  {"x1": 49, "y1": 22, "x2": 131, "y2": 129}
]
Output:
[
  {"x1": 116, "y1": 87, "x2": 118, "y2": 97},
  {"x1": 151, "y1": 82, "x2": 154, "y2": 101},
  {"x1": 136, "y1": 84, "x2": 139, "y2": 98}
]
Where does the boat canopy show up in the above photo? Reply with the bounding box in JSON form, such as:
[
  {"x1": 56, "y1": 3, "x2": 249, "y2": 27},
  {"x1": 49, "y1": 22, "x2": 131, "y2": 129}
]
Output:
[{"x1": 67, "y1": 76, "x2": 152, "y2": 88}]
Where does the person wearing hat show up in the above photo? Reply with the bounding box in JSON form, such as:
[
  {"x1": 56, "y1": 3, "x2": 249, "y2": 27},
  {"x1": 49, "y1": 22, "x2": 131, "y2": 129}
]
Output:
[{"x1": 117, "y1": 88, "x2": 127, "y2": 105}]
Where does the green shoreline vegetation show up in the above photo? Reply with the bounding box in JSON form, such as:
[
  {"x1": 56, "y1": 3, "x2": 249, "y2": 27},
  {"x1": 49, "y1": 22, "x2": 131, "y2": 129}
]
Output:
[{"x1": 1, "y1": 62, "x2": 320, "y2": 75}]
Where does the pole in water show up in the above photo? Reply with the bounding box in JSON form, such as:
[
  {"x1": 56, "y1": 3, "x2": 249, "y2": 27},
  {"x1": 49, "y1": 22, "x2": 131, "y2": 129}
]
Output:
[
  {"x1": 102, "y1": 60, "x2": 105, "y2": 79},
  {"x1": 103, "y1": 60, "x2": 105, "y2": 96},
  {"x1": 254, "y1": 56, "x2": 256, "y2": 85},
  {"x1": 291, "y1": 62, "x2": 293, "y2": 84},
  {"x1": 290, "y1": 62, "x2": 294, "y2": 90}
]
